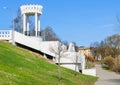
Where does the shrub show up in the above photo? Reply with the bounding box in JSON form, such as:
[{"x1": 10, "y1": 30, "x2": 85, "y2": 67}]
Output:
[
  {"x1": 103, "y1": 56, "x2": 114, "y2": 69},
  {"x1": 86, "y1": 61, "x2": 95, "y2": 69},
  {"x1": 112, "y1": 56, "x2": 120, "y2": 73}
]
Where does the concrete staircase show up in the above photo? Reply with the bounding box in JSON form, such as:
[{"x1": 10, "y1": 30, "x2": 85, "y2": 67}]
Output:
[{"x1": 13, "y1": 31, "x2": 59, "y2": 58}]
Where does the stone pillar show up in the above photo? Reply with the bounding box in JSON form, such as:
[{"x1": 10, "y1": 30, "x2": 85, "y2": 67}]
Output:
[
  {"x1": 38, "y1": 15, "x2": 40, "y2": 36},
  {"x1": 35, "y1": 13, "x2": 38, "y2": 37},
  {"x1": 23, "y1": 14, "x2": 26, "y2": 35},
  {"x1": 27, "y1": 16, "x2": 29, "y2": 36}
]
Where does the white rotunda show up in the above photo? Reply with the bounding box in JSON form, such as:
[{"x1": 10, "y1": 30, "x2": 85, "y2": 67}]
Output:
[{"x1": 20, "y1": 5, "x2": 43, "y2": 36}]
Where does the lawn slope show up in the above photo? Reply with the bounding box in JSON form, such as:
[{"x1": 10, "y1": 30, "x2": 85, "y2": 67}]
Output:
[{"x1": 0, "y1": 41, "x2": 97, "y2": 85}]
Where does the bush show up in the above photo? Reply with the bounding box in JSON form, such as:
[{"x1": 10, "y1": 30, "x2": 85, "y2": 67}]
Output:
[
  {"x1": 103, "y1": 56, "x2": 114, "y2": 69},
  {"x1": 102, "y1": 56, "x2": 120, "y2": 73},
  {"x1": 112, "y1": 56, "x2": 120, "y2": 73},
  {"x1": 85, "y1": 61, "x2": 95, "y2": 69}
]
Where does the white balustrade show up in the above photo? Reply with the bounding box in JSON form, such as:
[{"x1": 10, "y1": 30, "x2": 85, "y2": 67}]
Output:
[{"x1": 0, "y1": 30, "x2": 12, "y2": 40}]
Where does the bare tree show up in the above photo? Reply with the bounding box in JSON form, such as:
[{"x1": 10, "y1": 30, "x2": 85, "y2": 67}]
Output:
[
  {"x1": 50, "y1": 42, "x2": 63, "y2": 81},
  {"x1": 91, "y1": 34, "x2": 120, "y2": 59},
  {"x1": 104, "y1": 34, "x2": 120, "y2": 57},
  {"x1": 41, "y1": 27, "x2": 60, "y2": 41},
  {"x1": 62, "y1": 41, "x2": 69, "y2": 49},
  {"x1": 13, "y1": 9, "x2": 22, "y2": 32},
  {"x1": 72, "y1": 42, "x2": 79, "y2": 52},
  {"x1": 90, "y1": 41, "x2": 100, "y2": 60}
]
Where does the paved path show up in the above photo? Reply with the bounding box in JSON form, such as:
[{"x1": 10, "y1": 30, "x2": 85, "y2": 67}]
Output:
[{"x1": 95, "y1": 64, "x2": 120, "y2": 85}]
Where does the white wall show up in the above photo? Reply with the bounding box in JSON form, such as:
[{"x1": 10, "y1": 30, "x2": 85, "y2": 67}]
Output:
[
  {"x1": 57, "y1": 52, "x2": 85, "y2": 72},
  {"x1": 82, "y1": 68, "x2": 96, "y2": 76},
  {"x1": 14, "y1": 31, "x2": 59, "y2": 57},
  {"x1": 61, "y1": 64, "x2": 79, "y2": 72}
]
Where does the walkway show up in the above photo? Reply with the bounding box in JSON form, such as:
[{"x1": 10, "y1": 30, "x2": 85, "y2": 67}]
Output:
[{"x1": 95, "y1": 64, "x2": 120, "y2": 85}]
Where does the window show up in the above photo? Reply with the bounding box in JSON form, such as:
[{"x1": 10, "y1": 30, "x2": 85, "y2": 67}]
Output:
[
  {"x1": 5, "y1": 32, "x2": 7, "y2": 34},
  {"x1": 8, "y1": 32, "x2": 10, "y2": 34}
]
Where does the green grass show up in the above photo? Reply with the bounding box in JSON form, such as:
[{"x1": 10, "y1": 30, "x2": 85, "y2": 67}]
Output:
[{"x1": 0, "y1": 41, "x2": 97, "y2": 85}]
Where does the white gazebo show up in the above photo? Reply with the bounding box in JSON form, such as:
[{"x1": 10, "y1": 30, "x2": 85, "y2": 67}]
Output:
[{"x1": 20, "y1": 5, "x2": 43, "y2": 36}]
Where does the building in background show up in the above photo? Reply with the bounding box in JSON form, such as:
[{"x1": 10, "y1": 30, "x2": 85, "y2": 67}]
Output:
[{"x1": 78, "y1": 47, "x2": 92, "y2": 56}]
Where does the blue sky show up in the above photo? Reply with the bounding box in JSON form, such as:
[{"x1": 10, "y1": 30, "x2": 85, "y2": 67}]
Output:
[{"x1": 0, "y1": 0, "x2": 120, "y2": 47}]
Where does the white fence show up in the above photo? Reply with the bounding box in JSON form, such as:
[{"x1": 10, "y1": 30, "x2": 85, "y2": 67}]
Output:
[{"x1": 0, "y1": 30, "x2": 12, "y2": 40}]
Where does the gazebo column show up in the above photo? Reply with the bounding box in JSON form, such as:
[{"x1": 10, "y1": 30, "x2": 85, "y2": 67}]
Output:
[
  {"x1": 35, "y1": 13, "x2": 38, "y2": 37},
  {"x1": 23, "y1": 14, "x2": 26, "y2": 35},
  {"x1": 38, "y1": 15, "x2": 40, "y2": 36},
  {"x1": 27, "y1": 16, "x2": 29, "y2": 36}
]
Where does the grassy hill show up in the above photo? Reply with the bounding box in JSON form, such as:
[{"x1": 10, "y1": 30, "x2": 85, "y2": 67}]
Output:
[{"x1": 0, "y1": 41, "x2": 97, "y2": 85}]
